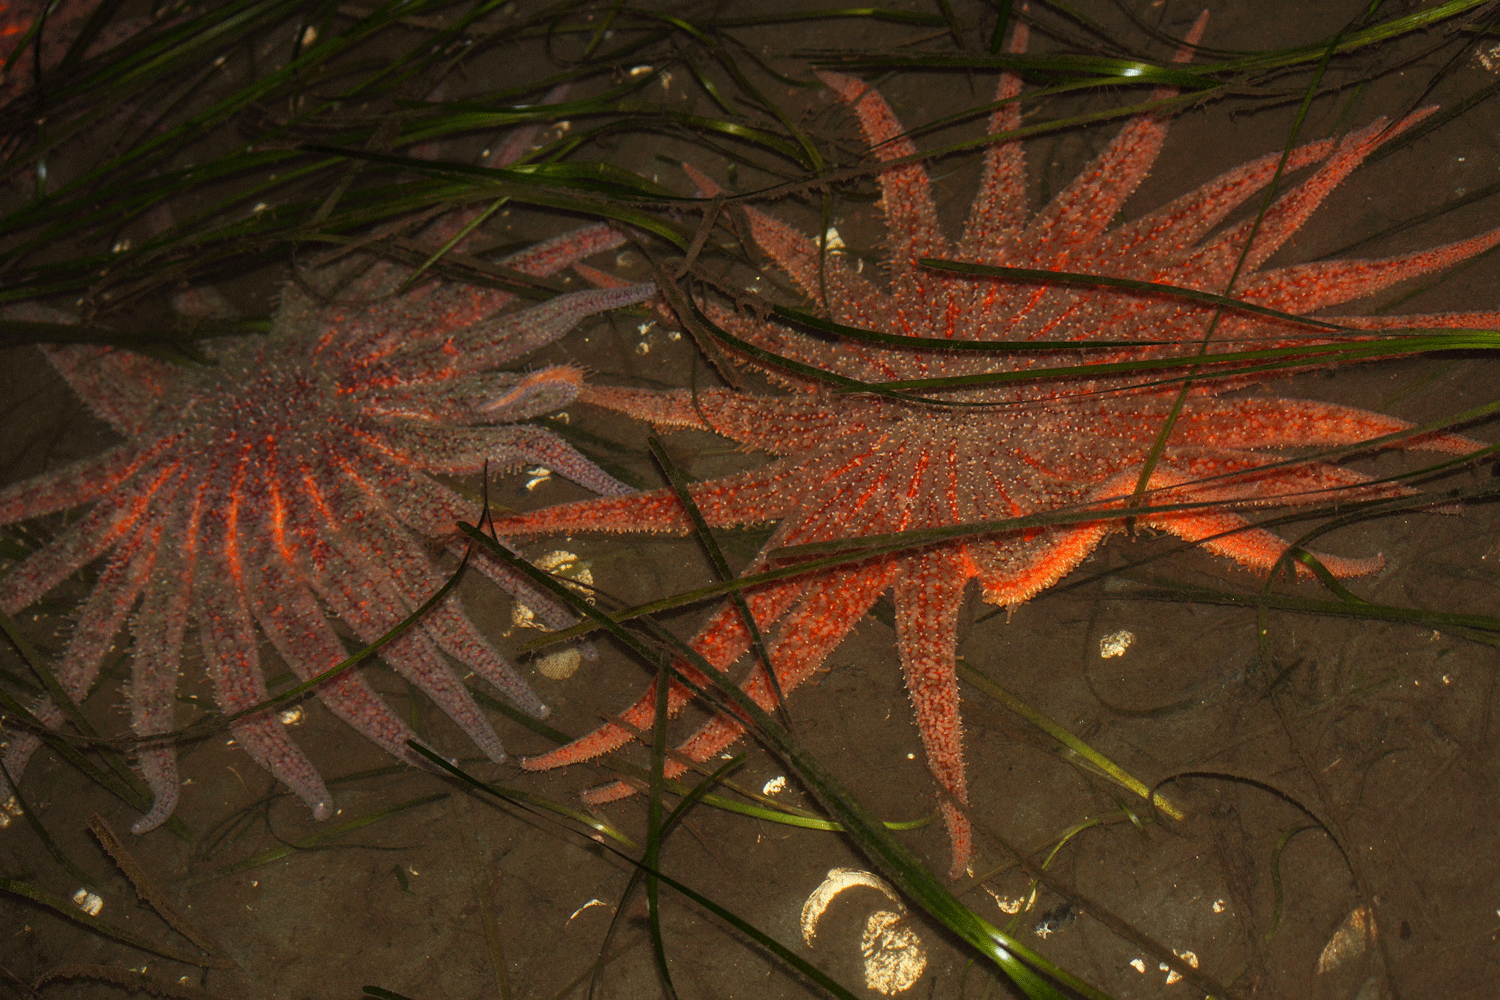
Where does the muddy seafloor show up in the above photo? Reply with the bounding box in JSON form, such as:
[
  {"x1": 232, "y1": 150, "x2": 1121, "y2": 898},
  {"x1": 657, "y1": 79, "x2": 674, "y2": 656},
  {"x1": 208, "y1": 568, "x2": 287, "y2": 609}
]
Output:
[{"x1": 1, "y1": 2, "x2": 1498, "y2": 999}]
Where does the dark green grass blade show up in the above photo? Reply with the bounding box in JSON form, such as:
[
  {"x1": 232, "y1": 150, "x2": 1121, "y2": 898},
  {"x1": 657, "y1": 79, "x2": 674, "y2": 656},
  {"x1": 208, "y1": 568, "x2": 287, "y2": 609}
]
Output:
[
  {"x1": 645, "y1": 650, "x2": 678, "y2": 999},
  {"x1": 648, "y1": 436, "x2": 789, "y2": 726},
  {"x1": 956, "y1": 660, "x2": 1185, "y2": 820},
  {"x1": 916, "y1": 260, "x2": 1354, "y2": 332},
  {"x1": 526, "y1": 430, "x2": 1497, "y2": 650},
  {"x1": 181, "y1": 793, "x2": 450, "y2": 886},
  {"x1": 0, "y1": 876, "x2": 233, "y2": 968},
  {"x1": 804, "y1": 0, "x2": 1490, "y2": 74}
]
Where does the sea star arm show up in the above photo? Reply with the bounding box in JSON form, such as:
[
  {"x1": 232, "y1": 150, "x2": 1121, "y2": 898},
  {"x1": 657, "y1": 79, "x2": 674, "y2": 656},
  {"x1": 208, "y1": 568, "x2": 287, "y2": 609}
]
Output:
[
  {"x1": 1109, "y1": 467, "x2": 1387, "y2": 578},
  {"x1": 504, "y1": 223, "x2": 627, "y2": 279},
  {"x1": 252, "y1": 554, "x2": 424, "y2": 767},
  {"x1": 272, "y1": 456, "x2": 516, "y2": 761},
  {"x1": 1176, "y1": 397, "x2": 1484, "y2": 455},
  {"x1": 490, "y1": 462, "x2": 796, "y2": 539},
  {"x1": 582, "y1": 384, "x2": 882, "y2": 457},
  {"x1": 1332, "y1": 310, "x2": 1500, "y2": 331},
  {"x1": 893, "y1": 545, "x2": 975, "y2": 878},
  {"x1": 39, "y1": 343, "x2": 179, "y2": 437},
  {"x1": 453, "y1": 282, "x2": 658, "y2": 374},
  {"x1": 680, "y1": 162, "x2": 886, "y2": 317},
  {"x1": 0, "y1": 459, "x2": 179, "y2": 613},
  {"x1": 1014, "y1": 13, "x2": 1207, "y2": 269},
  {"x1": 958, "y1": 21, "x2": 1029, "y2": 262},
  {"x1": 127, "y1": 533, "x2": 194, "y2": 835},
  {"x1": 570, "y1": 558, "x2": 899, "y2": 809},
  {"x1": 814, "y1": 71, "x2": 948, "y2": 280},
  {"x1": 0, "y1": 442, "x2": 153, "y2": 524},
  {"x1": 1237, "y1": 226, "x2": 1500, "y2": 314},
  {"x1": 0, "y1": 517, "x2": 160, "y2": 799},
  {"x1": 139, "y1": 501, "x2": 336, "y2": 835},
  {"x1": 324, "y1": 458, "x2": 551, "y2": 717},
  {"x1": 675, "y1": 163, "x2": 904, "y2": 381},
  {"x1": 1163, "y1": 447, "x2": 1406, "y2": 505},
  {"x1": 519, "y1": 441, "x2": 924, "y2": 776},
  {"x1": 969, "y1": 456, "x2": 1390, "y2": 614},
  {"x1": 1084, "y1": 140, "x2": 1337, "y2": 267},
  {"x1": 1178, "y1": 109, "x2": 1433, "y2": 283}
]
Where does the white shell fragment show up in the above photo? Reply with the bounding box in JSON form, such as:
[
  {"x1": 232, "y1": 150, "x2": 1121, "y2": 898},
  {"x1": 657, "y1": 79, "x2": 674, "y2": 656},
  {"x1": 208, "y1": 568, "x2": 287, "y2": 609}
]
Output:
[
  {"x1": 1317, "y1": 905, "x2": 1376, "y2": 973},
  {"x1": 535, "y1": 649, "x2": 583, "y2": 681},
  {"x1": 861, "y1": 910, "x2": 925, "y2": 995},
  {"x1": 511, "y1": 551, "x2": 594, "y2": 632},
  {"x1": 71, "y1": 888, "x2": 104, "y2": 917},
  {"x1": 566, "y1": 898, "x2": 609, "y2": 925},
  {"x1": 801, "y1": 868, "x2": 927, "y2": 994},
  {"x1": 1099, "y1": 629, "x2": 1135, "y2": 658}
]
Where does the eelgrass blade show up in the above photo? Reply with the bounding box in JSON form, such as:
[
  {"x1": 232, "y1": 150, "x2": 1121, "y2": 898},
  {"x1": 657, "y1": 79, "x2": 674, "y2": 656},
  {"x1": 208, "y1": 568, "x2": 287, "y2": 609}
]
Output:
[
  {"x1": 1121, "y1": 579, "x2": 1500, "y2": 648},
  {"x1": 31, "y1": 964, "x2": 229, "y2": 1000},
  {"x1": 526, "y1": 444, "x2": 1498, "y2": 651},
  {"x1": 803, "y1": 0, "x2": 1490, "y2": 75},
  {"x1": 649, "y1": 436, "x2": 790, "y2": 726},
  {"x1": 0, "y1": 876, "x2": 234, "y2": 968},
  {"x1": 988, "y1": 0, "x2": 1012, "y2": 54},
  {"x1": 183, "y1": 793, "x2": 450, "y2": 885},
  {"x1": 406, "y1": 743, "x2": 638, "y2": 851},
  {"x1": 1264, "y1": 824, "x2": 1320, "y2": 941},
  {"x1": 955, "y1": 660, "x2": 1185, "y2": 821},
  {"x1": 916, "y1": 260, "x2": 1355, "y2": 332},
  {"x1": 363, "y1": 987, "x2": 417, "y2": 1000},
  {"x1": 675, "y1": 270, "x2": 1500, "y2": 402},
  {"x1": 645, "y1": 650, "x2": 678, "y2": 999},
  {"x1": 0, "y1": 757, "x2": 96, "y2": 887},
  {"x1": 87, "y1": 814, "x2": 223, "y2": 958}
]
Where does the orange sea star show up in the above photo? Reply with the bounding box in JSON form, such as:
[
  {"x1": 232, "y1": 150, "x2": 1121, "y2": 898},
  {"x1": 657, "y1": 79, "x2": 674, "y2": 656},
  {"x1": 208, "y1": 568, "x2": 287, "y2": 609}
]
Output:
[{"x1": 492, "y1": 18, "x2": 1494, "y2": 876}]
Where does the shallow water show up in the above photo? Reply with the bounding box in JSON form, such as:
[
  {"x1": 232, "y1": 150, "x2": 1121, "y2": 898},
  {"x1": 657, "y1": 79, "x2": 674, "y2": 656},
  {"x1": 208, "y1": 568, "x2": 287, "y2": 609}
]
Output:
[{"x1": 2, "y1": 2, "x2": 1498, "y2": 999}]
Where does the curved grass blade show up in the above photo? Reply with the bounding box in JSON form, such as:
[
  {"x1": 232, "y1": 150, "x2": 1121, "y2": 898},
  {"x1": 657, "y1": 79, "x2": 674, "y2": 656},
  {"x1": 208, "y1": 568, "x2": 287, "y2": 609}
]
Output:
[
  {"x1": 917, "y1": 259, "x2": 1355, "y2": 332},
  {"x1": 955, "y1": 660, "x2": 1186, "y2": 821},
  {"x1": 1120, "y1": 579, "x2": 1500, "y2": 646},
  {"x1": 1264, "y1": 824, "x2": 1320, "y2": 941},
  {"x1": 87, "y1": 814, "x2": 223, "y2": 957},
  {"x1": 0, "y1": 608, "x2": 191, "y2": 839},
  {"x1": 717, "y1": 8, "x2": 949, "y2": 29},
  {"x1": 989, "y1": 0, "x2": 1012, "y2": 55},
  {"x1": 363, "y1": 986, "x2": 417, "y2": 1000},
  {"x1": 408, "y1": 743, "x2": 638, "y2": 851},
  {"x1": 645, "y1": 649, "x2": 678, "y2": 998},
  {"x1": 805, "y1": 0, "x2": 1489, "y2": 76},
  {"x1": 181, "y1": 792, "x2": 451, "y2": 886}
]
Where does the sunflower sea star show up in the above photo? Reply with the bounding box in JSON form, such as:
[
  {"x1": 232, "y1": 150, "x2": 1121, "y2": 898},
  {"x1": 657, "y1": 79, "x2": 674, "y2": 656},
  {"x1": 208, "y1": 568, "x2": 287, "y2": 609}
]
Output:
[
  {"x1": 0, "y1": 168, "x2": 653, "y2": 832},
  {"x1": 492, "y1": 16, "x2": 1495, "y2": 878}
]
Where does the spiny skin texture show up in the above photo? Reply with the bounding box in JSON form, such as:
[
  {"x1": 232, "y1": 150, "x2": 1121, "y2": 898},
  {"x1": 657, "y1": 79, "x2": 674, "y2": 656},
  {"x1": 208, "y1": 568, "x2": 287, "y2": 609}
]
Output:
[
  {"x1": 494, "y1": 22, "x2": 1494, "y2": 877},
  {"x1": 0, "y1": 214, "x2": 653, "y2": 833}
]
